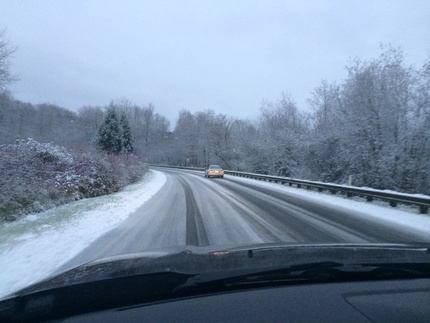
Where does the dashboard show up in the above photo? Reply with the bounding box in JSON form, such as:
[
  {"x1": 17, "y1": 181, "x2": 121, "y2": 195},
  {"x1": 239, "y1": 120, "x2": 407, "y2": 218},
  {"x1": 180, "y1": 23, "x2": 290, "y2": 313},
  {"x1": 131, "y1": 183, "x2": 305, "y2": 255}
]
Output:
[{"x1": 64, "y1": 278, "x2": 430, "y2": 322}]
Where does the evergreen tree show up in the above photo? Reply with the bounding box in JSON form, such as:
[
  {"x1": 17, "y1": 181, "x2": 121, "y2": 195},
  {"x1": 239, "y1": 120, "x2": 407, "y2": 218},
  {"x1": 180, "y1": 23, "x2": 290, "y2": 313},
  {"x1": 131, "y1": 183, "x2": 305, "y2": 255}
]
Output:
[
  {"x1": 96, "y1": 107, "x2": 122, "y2": 153},
  {"x1": 120, "y1": 112, "x2": 133, "y2": 153}
]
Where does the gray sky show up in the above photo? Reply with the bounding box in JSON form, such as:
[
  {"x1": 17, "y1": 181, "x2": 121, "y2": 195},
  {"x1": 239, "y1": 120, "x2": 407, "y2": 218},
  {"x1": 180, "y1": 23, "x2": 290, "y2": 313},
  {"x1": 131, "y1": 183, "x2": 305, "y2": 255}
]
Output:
[{"x1": 1, "y1": 0, "x2": 430, "y2": 126}]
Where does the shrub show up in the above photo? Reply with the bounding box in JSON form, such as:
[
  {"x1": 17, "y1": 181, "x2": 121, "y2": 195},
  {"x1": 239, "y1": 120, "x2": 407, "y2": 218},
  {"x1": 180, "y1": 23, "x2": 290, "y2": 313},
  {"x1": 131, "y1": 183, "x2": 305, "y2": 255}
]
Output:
[{"x1": 0, "y1": 139, "x2": 146, "y2": 221}]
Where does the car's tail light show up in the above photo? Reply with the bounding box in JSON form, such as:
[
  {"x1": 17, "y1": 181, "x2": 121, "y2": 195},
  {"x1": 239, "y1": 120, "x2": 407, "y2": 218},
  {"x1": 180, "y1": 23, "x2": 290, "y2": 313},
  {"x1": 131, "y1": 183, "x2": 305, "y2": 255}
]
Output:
[{"x1": 212, "y1": 251, "x2": 229, "y2": 255}]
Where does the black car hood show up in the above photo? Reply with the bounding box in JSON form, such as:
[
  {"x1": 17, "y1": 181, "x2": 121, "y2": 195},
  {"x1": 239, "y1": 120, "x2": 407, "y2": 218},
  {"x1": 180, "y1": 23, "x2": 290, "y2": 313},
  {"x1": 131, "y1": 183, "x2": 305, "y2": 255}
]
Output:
[
  {"x1": 1, "y1": 243, "x2": 430, "y2": 322},
  {"x1": 7, "y1": 242, "x2": 430, "y2": 297}
]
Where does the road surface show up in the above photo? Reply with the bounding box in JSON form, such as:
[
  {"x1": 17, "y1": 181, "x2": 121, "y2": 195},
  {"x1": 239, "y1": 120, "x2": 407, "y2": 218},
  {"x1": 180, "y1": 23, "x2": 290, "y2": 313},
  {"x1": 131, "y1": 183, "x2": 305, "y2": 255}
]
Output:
[{"x1": 62, "y1": 168, "x2": 428, "y2": 269}]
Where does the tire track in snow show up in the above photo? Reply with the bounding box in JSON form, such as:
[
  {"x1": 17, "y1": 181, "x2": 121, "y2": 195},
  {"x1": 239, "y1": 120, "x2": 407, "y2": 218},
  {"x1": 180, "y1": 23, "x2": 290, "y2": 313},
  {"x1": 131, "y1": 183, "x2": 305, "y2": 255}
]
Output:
[{"x1": 176, "y1": 175, "x2": 209, "y2": 246}]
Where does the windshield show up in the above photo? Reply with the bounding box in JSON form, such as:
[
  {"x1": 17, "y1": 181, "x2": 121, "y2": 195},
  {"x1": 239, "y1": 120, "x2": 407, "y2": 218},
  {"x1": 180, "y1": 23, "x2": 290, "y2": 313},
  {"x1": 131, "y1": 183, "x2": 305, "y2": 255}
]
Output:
[{"x1": 0, "y1": 1, "x2": 430, "y2": 300}]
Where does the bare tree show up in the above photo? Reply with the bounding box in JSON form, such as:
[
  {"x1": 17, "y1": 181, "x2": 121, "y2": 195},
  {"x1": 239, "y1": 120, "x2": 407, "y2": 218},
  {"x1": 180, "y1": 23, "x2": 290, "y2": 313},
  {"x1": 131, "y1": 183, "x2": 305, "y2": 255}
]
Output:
[
  {"x1": 142, "y1": 104, "x2": 154, "y2": 155},
  {"x1": 259, "y1": 93, "x2": 310, "y2": 177},
  {"x1": 0, "y1": 29, "x2": 18, "y2": 91},
  {"x1": 77, "y1": 106, "x2": 104, "y2": 144},
  {"x1": 339, "y1": 46, "x2": 413, "y2": 189},
  {"x1": 307, "y1": 81, "x2": 346, "y2": 182},
  {"x1": 172, "y1": 109, "x2": 198, "y2": 166}
]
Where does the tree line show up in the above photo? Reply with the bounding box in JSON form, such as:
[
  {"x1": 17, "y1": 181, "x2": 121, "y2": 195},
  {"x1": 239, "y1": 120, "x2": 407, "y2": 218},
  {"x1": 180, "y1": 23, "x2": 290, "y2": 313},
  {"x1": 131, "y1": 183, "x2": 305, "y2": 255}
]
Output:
[
  {"x1": 1, "y1": 43, "x2": 429, "y2": 202},
  {"x1": 162, "y1": 47, "x2": 430, "y2": 195}
]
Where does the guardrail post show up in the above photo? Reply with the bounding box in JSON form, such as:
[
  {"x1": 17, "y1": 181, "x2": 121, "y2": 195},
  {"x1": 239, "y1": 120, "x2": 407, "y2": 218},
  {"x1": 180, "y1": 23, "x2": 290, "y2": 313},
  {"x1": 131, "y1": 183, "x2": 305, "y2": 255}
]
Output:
[
  {"x1": 420, "y1": 205, "x2": 429, "y2": 214},
  {"x1": 366, "y1": 196, "x2": 373, "y2": 202},
  {"x1": 389, "y1": 200, "x2": 397, "y2": 207}
]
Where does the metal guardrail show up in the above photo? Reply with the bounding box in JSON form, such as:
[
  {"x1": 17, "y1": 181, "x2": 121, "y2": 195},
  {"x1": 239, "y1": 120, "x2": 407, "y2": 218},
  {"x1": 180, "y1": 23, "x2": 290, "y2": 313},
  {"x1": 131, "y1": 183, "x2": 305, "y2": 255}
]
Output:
[{"x1": 151, "y1": 165, "x2": 430, "y2": 214}]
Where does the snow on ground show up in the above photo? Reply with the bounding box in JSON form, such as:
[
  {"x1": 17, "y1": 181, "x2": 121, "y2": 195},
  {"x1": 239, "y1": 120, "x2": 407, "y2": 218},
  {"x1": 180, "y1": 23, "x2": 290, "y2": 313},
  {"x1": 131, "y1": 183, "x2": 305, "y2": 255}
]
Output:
[
  {"x1": 229, "y1": 175, "x2": 430, "y2": 237},
  {"x1": 0, "y1": 170, "x2": 166, "y2": 299}
]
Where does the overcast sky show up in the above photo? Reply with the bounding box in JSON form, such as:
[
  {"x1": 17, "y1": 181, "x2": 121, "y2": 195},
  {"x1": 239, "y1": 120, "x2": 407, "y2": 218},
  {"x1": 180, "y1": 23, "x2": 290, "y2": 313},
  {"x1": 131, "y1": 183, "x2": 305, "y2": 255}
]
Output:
[{"x1": 1, "y1": 0, "x2": 429, "y2": 126}]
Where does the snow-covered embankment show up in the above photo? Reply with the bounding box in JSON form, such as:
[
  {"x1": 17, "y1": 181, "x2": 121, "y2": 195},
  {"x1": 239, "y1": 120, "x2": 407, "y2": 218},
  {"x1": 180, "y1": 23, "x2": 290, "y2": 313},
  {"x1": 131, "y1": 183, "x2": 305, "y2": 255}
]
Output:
[{"x1": 0, "y1": 170, "x2": 166, "y2": 298}]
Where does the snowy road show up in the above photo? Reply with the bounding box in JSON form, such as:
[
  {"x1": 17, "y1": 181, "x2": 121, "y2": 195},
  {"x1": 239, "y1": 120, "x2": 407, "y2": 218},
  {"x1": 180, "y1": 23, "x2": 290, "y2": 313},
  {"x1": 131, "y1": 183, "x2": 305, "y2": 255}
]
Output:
[
  {"x1": 62, "y1": 168, "x2": 430, "y2": 270},
  {"x1": 2, "y1": 168, "x2": 430, "y2": 298}
]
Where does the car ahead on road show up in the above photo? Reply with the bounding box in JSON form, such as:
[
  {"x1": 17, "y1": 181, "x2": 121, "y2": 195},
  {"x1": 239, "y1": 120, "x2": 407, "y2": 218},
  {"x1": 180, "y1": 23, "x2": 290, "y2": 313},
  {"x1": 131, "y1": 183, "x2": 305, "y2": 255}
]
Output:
[
  {"x1": 1, "y1": 243, "x2": 430, "y2": 322},
  {"x1": 205, "y1": 165, "x2": 224, "y2": 178}
]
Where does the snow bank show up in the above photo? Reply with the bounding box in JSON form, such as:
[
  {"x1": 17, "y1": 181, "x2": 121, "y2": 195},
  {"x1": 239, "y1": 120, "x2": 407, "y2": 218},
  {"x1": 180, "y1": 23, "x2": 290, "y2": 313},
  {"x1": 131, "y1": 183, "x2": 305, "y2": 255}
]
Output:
[{"x1": 0, "y1": 170, "x2": 166, "y2": 299}]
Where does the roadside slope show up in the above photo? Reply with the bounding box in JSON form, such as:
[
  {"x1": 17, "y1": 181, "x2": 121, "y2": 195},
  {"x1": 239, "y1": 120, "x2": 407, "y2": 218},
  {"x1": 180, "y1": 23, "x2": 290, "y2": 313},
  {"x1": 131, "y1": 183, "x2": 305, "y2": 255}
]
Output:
[{"x1": 0, "y1": 170, "x2": 166, "y2": 298}]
